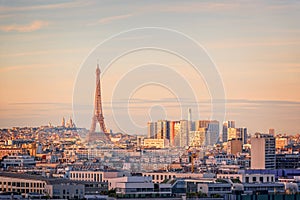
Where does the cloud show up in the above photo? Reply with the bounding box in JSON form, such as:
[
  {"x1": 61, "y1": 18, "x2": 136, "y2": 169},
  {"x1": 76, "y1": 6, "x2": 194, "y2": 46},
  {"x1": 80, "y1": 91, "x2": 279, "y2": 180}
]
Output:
[
  {"x1": 209, "y1": 39, "x2": 300, "y2": 49},
  {"x1": 159, "y1": 2, "x2": 240, "y2": 13},
  {"x1": 0, "y1": 48, "x2": 89, "y2": 58},
  {"x1": 92, "y1": 14, "x2": 133, "y2": 25},
  {"x1": 0, "y1": 20, "x2": 48, "y2": 32},
  {"x1": 0, "y1": 1, "x2": 90, "y2": 12},
  {"x1": 74, "y1": 98, "x2": 300, "y2": 107},
  {"x1": 0, "y1": 64, "x2": 54, "y2": 73}
]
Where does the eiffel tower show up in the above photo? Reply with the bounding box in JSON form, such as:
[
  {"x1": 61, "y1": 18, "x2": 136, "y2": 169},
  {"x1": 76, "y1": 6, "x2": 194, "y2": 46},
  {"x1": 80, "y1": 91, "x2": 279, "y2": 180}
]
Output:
[{"x1": 87, "y1": 63, "x2": 110, "y2": 142}]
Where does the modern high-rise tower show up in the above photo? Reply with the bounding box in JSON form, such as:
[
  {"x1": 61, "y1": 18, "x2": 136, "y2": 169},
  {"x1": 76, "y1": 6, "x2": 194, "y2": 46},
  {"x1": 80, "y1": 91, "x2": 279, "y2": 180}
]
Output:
[
  {"x1": 88, "y1": 64, "x2": 110, "y2": 141},
  {"x1": 147, "y1": 121, "x2": 157, "y2": 139},
  {"x1": 187, "y1": 108, "x2": 194, "y2": 132},
  {"x1": 251, "y1": 133, "x2": 275, "y2": 169},
  {"x1": 222, "y1": 120, "x2": 235, "y2": 142}
]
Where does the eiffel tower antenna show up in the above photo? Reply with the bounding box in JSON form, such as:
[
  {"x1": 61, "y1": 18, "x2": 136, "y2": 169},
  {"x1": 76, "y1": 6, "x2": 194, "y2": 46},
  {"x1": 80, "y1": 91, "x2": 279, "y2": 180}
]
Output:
[{"x1": 88, "y1": 61, "x2": 110, "y2": 141}]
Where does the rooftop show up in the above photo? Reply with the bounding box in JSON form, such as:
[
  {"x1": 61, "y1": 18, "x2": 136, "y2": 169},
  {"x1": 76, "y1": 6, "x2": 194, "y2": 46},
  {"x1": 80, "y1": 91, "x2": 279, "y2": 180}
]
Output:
[{"x1": 0, "y1": 172, "x2": 82, "y2": 185}]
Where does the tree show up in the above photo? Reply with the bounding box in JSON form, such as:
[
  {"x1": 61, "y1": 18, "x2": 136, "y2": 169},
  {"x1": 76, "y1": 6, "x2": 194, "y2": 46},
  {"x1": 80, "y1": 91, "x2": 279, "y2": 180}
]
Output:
[{"x1": 108, "y1": 189, "x2": 116, "y2": 197}]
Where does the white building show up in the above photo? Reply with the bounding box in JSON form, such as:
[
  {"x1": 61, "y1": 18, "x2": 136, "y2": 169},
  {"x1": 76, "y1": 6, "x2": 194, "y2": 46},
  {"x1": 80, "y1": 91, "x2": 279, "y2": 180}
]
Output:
[
  {"x1": 108, "y1": 176, "x2": 171, "y2": 198},
  {"x1": 0, "y1": 172, "x2": 85, "y2": 199},
  {"x1": 142, "y1": 172, "x2": 214, "y2": 183},
  {"x1": 217, "y1": 173, "x2": 275, "y2": 183},
  {"x1": 1, "y1": 155, "x2": 36, "y2": 168},
  {"x1": 69, "y1": 170, "x2": 127, "y2": 182}
]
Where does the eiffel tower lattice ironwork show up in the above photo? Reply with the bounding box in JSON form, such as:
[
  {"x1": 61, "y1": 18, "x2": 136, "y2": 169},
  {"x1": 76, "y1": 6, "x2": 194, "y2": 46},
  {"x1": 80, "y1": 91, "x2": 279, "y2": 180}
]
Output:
[{"x1": 89, "y1": 63, "x2": 110, "y2": 140}]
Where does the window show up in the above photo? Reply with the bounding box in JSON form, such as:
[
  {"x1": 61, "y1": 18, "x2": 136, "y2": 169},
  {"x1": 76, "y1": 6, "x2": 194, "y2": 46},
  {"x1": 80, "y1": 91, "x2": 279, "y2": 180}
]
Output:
[
  {"x1": 53, "y1": 189, "x2": 60, "y2": 195},
  {"x1": 259, "y1": 177, "x2": 263, "y2": 183},
  {"x1": 252, "y1": 177, "x2": 256, "y2": 182}
]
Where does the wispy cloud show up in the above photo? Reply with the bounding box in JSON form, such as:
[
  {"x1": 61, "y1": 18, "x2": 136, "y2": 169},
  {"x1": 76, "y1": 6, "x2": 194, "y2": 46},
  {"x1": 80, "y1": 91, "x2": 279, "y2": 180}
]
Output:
[
  {"x1": 88, "y1": 14, "x2": 133, "y2": 26},
  {"x1": 0, "y1": 64, "x2": 54, "y2": 73},
  {"x1": 159, "y1": 2, "x2": 240, "y2": 13},
  {"x1": 208, "y1": 39, "x2": 300, "y2": 49},
  {"x1": 75, "y1": 98, "x2": 300, "y2": 107},
  {"x1": 0, "y1": 48, "x2": 89, "y2": 58},
  {"x1": 266, "y1": 1, "x2": 300, "y2": 11},
  {"x1": 0, "y1": 20, "x2": 48, "y2": 32},
  {"x1": 0, "y1": 1, "x2": 90, "y2": 12},
  {"x1": 99, "y1": 14, "x2": 133, "y2": 24}
]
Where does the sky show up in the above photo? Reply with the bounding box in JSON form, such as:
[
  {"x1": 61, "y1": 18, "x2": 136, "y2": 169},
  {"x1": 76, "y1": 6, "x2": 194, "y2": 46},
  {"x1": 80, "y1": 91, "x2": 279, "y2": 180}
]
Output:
[{"x1": 0, "y1": 0, "x2": 299, "y2": 135}]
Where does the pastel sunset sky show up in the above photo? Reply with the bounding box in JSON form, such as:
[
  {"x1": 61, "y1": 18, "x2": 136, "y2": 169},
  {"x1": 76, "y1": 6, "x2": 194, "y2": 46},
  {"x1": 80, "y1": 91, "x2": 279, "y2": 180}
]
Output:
[{"x1": 0, "y1": 0, "x2": 299, "y2": 135}]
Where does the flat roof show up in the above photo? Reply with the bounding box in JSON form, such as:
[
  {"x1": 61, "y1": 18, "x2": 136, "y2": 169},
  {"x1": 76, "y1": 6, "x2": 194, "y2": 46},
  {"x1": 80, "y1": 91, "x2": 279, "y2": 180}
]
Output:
[{"x1": 0, "y1": 172, "x2": 82, "y2": 185}]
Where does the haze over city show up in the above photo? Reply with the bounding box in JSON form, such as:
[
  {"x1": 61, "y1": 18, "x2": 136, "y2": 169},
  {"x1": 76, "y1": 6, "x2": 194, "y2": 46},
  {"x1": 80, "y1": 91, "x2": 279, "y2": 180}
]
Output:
[{"x1": 0, "y1": 0, "x2": 299, "y2": 135}]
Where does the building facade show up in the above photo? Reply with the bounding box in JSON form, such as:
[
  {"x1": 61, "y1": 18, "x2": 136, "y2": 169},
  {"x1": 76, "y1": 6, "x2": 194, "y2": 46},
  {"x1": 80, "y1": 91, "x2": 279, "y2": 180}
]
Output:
[{"x1": 251, "y1": 133, "x2": 276, "y2": 169}]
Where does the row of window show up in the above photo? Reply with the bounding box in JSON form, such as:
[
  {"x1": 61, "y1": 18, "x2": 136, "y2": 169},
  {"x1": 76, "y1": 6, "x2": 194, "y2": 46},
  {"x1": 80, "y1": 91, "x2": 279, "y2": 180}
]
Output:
[
  {"x1": 208, "y1": 187, "x2": 231, "y2": 191},
  {"x1": 245, "y1": 176, "x2": 274, "y2": 183},
  {"x1": 0, "y1": 181, "x2": 44, "y2": 188},
  {"x1": 217, "y1": 176, "x2": 275, "y2": 183},
  {"x1": 116, "y1": 188, "x2": 154, "y2": 193},
  {"x1": 143, "y1": 174, "x2": 176, "y2": 182},
  {"x1": 0, "y1": 188, "x2": 43, "y2": 194},
  {"x1": 70, "y1": 172, "x2": 103, "y2": 181},
  {"x1": 244, "y1": 186, "x2": 284, "y2": 191}
]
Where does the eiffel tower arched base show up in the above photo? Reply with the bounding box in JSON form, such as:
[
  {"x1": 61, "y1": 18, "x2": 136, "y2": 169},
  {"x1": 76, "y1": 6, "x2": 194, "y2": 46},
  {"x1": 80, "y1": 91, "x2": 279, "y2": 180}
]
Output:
[{"x1": 86, "y1": 131, "x2": 112, "y2": 144}]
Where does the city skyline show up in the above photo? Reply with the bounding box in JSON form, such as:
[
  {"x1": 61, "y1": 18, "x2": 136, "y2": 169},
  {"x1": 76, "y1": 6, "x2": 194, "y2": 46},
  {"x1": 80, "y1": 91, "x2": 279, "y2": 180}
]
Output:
[{"x1": 0, "y1": 1, "x2": 300, "y2": 135}]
